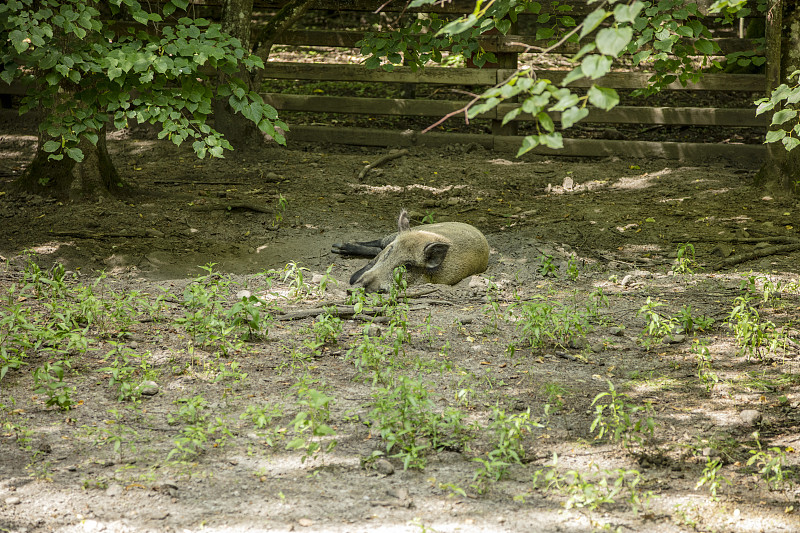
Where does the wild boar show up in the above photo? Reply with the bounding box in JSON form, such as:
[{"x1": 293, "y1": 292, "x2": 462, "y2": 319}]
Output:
[{"x1": 332, "y1": 210, "x2": 489, "y2": 292}]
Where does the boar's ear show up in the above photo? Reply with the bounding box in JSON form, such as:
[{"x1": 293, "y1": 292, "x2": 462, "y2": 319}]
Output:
[
  {"x1": 397, "y1": 209, "x2": 411, "y2": 233},
  {"x1": 423, "y1": 242, "x2": 449, "y2": 270}
]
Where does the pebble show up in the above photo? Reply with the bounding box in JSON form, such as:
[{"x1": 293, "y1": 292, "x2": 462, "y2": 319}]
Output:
[
  {"x1": 367, "y1": 325, "x2": 381, "y2": 337},
  {"x1": 608, "y1": 326, "x2": 625, "y2": 336},
  {"x1": 137, "y1": 381, "x2": 159, "y2": 396},
  {"x1": 235, "y1": 290, "x2": 251, "y2": 299},
  {"x1": 105, "y1": 484, "x2": 124, "y2": 497},
  {"x1": 375, "y1": 459, "x2": 395, "y2": 476},
  {"x1": 663, "y1": 334, "x2": 686, "y2": 344},
  {"x1": 739, "y1": 409, "x2": 762, "y2": 426},
  {"x1": 298, "y1": 518, "x2": 314, "y2": 527},
  {"x1": 4, "y1": 496, "x2": 21, "y2": 505},
  {"x1": 311, "y1": 273, "x2": 325, "y2": 284}
]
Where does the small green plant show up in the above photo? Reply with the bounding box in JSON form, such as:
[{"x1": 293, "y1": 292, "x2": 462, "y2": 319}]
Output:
[
  {"x1": 675, "y1": 305, "x2": 714, "y2": 334},
  {"x1": 228, "y1": 293, "x2": 273, "y2": 341},
  {"x1": 421, "y1": 210, "x2": 436, "y2": 224},
  {"x1": 512, "y1": 296, "x2": 591, "y2": 350},
  {"x1": 312, "y1": 308, "x2": 343, "y2": 345},
  {"x1": 98, "y1": 343, "x2": 150, "y2": 402},
  {"x1": 281, "y1": 262, "x2": 313, "y2": 300},
  {"x1": 672, "y1": 243, "x2": 699, "y2": 274},
  {"x1": 273, "y1": 193, "x2": 288, "y2": 227},
  {"x1": 286, "y1": 384, "x2": 337, "y2": 464},
  {"x1": 693, "y1": 340, "x2": 719, "y2": 393},
  {"x1": 33, "y1": 359, "x2": 76, "y2": 410},
  {"x1": 538, "y1": 254, "x2": 558, "y2": 277},
  {"x1": 565, "y1": 255, "x2": 580, "y2": 280},
  {"x1": 86, "y1": 408, "x2": 139, "y2": 456},
  {"x1": 481, "y1": 279, "x2": 504, "y2": 333},
  {"x1": 176, "y1": 263, "x2": 239, "y2": 355},
  {"x1": 471, "y1": 405, "x2": 538, "y2": 494},
  {"x1": 747, "y1": 432, "x2": 794, "y2": 491},
  {"x1": 726, "y1": 295, "x2": 786, "y2": 360},
  {"x1": 590, "y1": 381, "x2": 656, "y2": 450},
  {"x1": 636, "y1": 297, "x2": 676, "y2": 349},
  {"x1": 542, "y1": 382, "x2": 567, "y2": 411},
  {"x1": 695, "y1": 457, "x2": 729, "y2": 499}
]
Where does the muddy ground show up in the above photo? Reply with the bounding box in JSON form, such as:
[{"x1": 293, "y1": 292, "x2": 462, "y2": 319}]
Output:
[{"x1": 1, "y1": 112, "x2": 800, "y2": 533}]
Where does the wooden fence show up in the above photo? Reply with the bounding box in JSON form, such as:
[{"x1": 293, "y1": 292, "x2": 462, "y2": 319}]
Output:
[
  {"x1": 258, "y1": 1, "x2": 767, "y2": 164},
  {"x1": 1, "y1": 1, "x2": 768, "y2": 164}
]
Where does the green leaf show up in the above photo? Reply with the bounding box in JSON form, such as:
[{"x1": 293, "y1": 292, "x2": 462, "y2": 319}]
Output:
[
  {"x1": 587, "y1": 86, "x2": 619, "y2": 111},
  {"x1": 694, "y1": 39, "x2": 716, "y2": 55},
  {"x1": 517, "y1": 135, "x2": 541, "y2": 157},
  {"x1": 613, "y1": 2, "x2": 645, "y2": 23},
  {"x1": 596, "y1": 27, "x2": 633, "y2": 57},
  {"x1": 580, "y1": 8, "x2": 608, "y2": 40},
  {"x1": 66, "y1": 147, "x2": 84, "y2": 162},
  {"x1": 782, "y1": 136, "x2": 800, "y2": 151},
  {"x1": 765, "y1": 129, "x2": 786, "y2": 143},
  {"x1": 549, "y1": 93, "x2": 580, "y2": 112},
  {"x1": 581, "y1": 55, "x2": 612, "y2": 79},
  {"x1": 561, "y1": 106, "x2": 589, "y2": 129},
  {"x1": 772, "y1": 109, "x2": 797, "y2": 125},
  {"x1": 43, "y1": 140, "x2": 61, "y2": 153},
  {"x1": 537, "y1": 112, "x2": 555, "y2": 133},
  {"x1": 540, "y1": 133, "x2": 564, "y2": 149}
]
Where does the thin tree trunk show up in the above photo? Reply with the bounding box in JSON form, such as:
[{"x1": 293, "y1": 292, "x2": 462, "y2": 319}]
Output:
[{"x1": 756, "y1": 0, "x2": 800, "y2": 196}]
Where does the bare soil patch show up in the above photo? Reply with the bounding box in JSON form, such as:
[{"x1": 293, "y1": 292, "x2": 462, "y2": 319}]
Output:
[{"x1": 1, "y1": 112, "x2": 799, "y2": 533}]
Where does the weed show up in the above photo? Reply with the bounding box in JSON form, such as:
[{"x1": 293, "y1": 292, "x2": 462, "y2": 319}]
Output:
[
  {"x1": 636, "y1": 297, "x2": 676, "y2": 349},
  {"x1": 228, "y1": 293, "x2": 273, "y2": 341},
  {"x1": 675, "y1": 305, "x2": 714, "y2": 334},
  {"x1": 695, "y1": 457, "x2": 729, "y2": 499},
  {"x1": 274, "y1": 193, "x2": 288, "y2": 227},
  {"x1": 471, "y1": 405, "x2": 539, "y2": 493},
  {"x1": 538, "y1": 254, "x2": 558, "y2": 277},
  {"x1": 747, "y1": 432, "x2": 795, "y2": 491},
  {"x1": 312, "y1": 308, "x2": 342, "y2": 345},
  {"x1": 672, "y1": 243, "x2": 699, "y2": 274},
  {"x1": 286, "y1": 384, "x2": 337, "y2": 464},
  {"x1": 566, "y1": 255, "x2": 580, "y2": 280},
  {"x1": 176, "y1": 263, "x2": 239, "y2": 355},
  {"x1": 85, "y1": 408, "x2": 139, "y2": 456},
  {"x1": 421, "y1": 211, "x2": 436, "y2": 224},
  {"x1": 726, "y1": 295, "x2": 786, "y2": 360},
  {"x1": 481, "y1": 279, "x2": 504, "y2": 333},
  {"x1": 590, "y1": 381, "x2": 656, "y2": 449},
  {"x1": 33, "y1": 359, "x2": 76, "y2": 410},
  {"x1": 280, "y1": 262, "x2": 314, "y2": 300},
  {"x1": 98, "y1": 342, "x2": 150, "y2": 402},
  {"x1": 693, "y1": 340, "x2": 719, "y2": 392},
  {"x1": 542, "y1": 382, "x2": 567, "y2": 410},
  {"x1": 512, "y1": 296, "x2": 591, "y2": 350}
]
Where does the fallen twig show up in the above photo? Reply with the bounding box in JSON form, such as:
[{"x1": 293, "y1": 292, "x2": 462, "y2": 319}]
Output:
[
  {"x1": 357, "y1": 149, "x2": 410, "y2": 180},
  {"x1": 712, "y1": 243, "x2": 800, "y2": 269}
]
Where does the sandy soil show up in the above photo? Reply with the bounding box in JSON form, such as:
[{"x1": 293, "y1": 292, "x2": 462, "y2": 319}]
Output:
[{"x1": 1, "y1": 112, "x2": 799, "y2": 533}]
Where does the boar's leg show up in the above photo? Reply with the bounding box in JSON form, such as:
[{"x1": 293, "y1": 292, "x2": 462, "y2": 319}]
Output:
[{"x1": 331, "y1": 239, "x2": 386, "y2": 258}]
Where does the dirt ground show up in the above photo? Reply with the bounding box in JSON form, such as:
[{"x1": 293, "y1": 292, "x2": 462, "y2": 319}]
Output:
[{"x1": 1, "y1": 111, "x2": 800, "y2": 533}]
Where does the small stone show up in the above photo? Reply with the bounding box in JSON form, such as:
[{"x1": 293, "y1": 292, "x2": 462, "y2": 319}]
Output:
[
  {"x1": 458, "y1": 315, "x2": 476, "y2": 325},
  {"x1": 375, "y1": 459, "x2": 394, "y2": 476},
  {"x1": 367, "y1": 325, "x2": 381, "y2": 337},
  {"x1": 702, "y1": 447, "x2": 719, "y2": 458},
  {"x1": 711, "y1": 244, "x2": 733, "y2": 258},
  {"x1": 105, "y1": 484, "x2": 124, "y2": 497},
  {"x1": 137, "y1": 381, "x2": 159, "y2": 396},
  {"x1": 468, "y1": 276, "x2": 486, "y2": 289},
  {"x1": 235, "y1": 290, "x2": 251, "y2": 299},
  {"x1": 145, "y1": 228, "x2": 164, "y2": 238},
  {"x1": 620, "y1": 274, "x2": 633, "y2": 287},
  {"x1": 608, "y1": 326, "x2": 625, "y2": 336},
  {"x1": 298, "y1": 518, "x2": 314, "y2": 527},
  {"x1": 740, "y1": 409, "x2": 762, "y2": 426},
  {"x1": 568, "y1": 338, "x2": 588, "y2": 350},
  {"x1": 4, "y1": 496, "x2": 21, "y2": 505},
  {"x1": 663, "y1": 334, "x2": 686, "y2": 344}
]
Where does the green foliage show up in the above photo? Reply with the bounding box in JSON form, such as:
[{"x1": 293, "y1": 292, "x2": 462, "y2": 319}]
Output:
[
  {"x1": 755, "y1": 69, "x2": 800, "y2": 152},
  {"x1": 636, "y1": 297, "x2": 676, "y2": 349},
  {"x1": 726, "y1": 295, "x2": 786, "y2": 360},
  {"x1": 512, "y1": 295, "x2": 592, "y2": 350},
  {"x1": 747, "y1": 432, "x2": 795, "y2": 491},
  {"x1": 693, "y1": 340, "x2": 719, "y2": 393},
  {"x1": 286, "y1": 382, "x2": 337, "y2": 464},
  {"x1": 33, "y1": 359, "x2": 77, "y2": 410},
  {"x1": 590, "y1": 381, "x2": 655, "y2": 449},
  {"x1": 0, "y1": 0, "x2": 285, "y2": 166},
  {"x1": 97, "y1": 342, "x2": 150, "y2": 402},
  {"x1": 695, "y1": 457, "x2": 729, "y2": 499},
  {"x1": 672, "y1": 243, "x2": 699, "y2": 274}
]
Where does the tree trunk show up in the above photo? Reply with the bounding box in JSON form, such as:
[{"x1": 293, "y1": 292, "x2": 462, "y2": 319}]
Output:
[
  {"x1": 213, "y1": 0, "x2": 315, "y2": 150},
  {"x1": 15, "y1": 124, "x2": 124, "y2": 201},
  {"x1": 755, "y1": 0, "x2": 800, "y2": 196}
]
